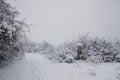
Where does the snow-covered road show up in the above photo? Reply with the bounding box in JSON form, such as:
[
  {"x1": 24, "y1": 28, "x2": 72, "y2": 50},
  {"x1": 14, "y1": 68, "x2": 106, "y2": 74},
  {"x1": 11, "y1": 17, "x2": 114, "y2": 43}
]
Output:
[
  {"x1": 0, "y1": 53, "x2": 70, "y2": 80},
  {"x1": 0, "y1": 53, "x2": 120, "y2": 80}
]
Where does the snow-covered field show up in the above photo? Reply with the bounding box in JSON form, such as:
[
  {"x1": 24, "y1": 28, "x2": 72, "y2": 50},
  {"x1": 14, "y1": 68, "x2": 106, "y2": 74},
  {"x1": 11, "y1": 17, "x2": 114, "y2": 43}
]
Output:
[{"x1": 0, "y1": 53, "x2": 120, "y2": 80}]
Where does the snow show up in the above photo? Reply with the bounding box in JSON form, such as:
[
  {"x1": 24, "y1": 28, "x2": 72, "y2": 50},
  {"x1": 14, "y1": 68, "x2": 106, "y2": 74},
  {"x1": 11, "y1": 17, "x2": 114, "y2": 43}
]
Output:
[
  {"x1": 116, "y1": 54, "x2": 120, "y2": 58},
  {"x1": 0, "y1": 53, "x2": 120, "y2": 80},
  {"x1": 77, "y1": 43, "x2": 83, "y2": 46}
]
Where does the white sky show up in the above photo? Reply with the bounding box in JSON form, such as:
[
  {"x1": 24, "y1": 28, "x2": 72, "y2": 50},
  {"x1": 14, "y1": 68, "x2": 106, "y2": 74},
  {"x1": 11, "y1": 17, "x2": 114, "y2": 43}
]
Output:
[{"x1": 8, "y1": 0, "x2": 120, "y2": 45}]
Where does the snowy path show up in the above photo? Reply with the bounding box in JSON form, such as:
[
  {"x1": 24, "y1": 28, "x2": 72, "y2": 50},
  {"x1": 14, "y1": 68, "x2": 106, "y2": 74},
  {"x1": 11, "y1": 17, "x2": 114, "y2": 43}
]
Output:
[
  {"x1": 0, "y1": 53, "x2": 70, "y2": 80},
  {"x1": 0, "y1": 53, "x2": 120, "y2": 80}
]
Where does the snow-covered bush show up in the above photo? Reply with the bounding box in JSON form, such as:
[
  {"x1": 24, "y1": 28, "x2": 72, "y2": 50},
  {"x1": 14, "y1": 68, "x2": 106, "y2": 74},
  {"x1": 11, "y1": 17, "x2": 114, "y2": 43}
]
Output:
[
  {"x1": 74, "y1": 36, "x2": 120, "y2": 63},
  {"x1": 48, "y1": 35, "x2": 120, "y2": 63},
  {"x1": 0, "y1": 0, "x2": 28, "y2": 67},
  {"x1": 25, "y1": 41, "x2": 54, "y2": 54}
]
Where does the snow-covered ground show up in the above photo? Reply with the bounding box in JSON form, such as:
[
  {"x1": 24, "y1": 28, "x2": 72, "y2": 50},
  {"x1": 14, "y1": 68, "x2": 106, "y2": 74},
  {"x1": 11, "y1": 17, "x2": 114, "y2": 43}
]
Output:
[{"x1": 0, "y1": 53, "x2": 120, "y2": 80}]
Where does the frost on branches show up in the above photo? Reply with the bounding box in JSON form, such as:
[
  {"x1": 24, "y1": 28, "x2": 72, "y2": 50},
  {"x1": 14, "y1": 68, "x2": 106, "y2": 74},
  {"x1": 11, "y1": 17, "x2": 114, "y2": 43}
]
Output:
[{"x1": 0, "y1": 0, "x2": 28, "y2": 67}]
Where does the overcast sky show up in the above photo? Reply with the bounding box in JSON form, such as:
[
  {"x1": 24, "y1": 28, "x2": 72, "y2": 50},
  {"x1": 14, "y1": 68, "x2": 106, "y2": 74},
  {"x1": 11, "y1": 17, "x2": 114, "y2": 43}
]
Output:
[{"x1": 8, "y1": 0, "x2": 120, "y2": 45}]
